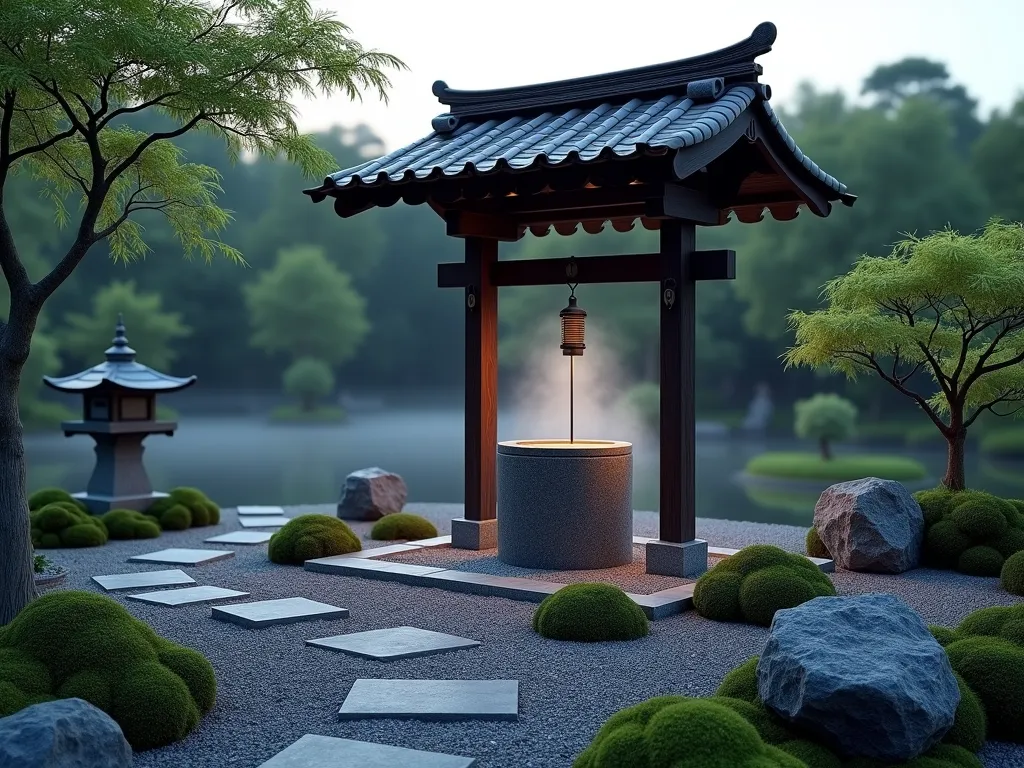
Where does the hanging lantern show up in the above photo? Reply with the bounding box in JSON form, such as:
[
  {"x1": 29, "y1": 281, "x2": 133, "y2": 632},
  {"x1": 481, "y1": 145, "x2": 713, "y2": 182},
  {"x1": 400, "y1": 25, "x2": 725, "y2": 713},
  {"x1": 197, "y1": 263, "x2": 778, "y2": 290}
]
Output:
[{"x1": 559, "y1": 292, "x2": 587, "y2": 356}]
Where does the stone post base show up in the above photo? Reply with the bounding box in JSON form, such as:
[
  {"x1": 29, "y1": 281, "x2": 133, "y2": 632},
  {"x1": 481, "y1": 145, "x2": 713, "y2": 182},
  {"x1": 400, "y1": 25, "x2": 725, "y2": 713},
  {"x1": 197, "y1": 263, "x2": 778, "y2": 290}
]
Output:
[
  {"x1": 451, "y1": 518, "x2": 498, "y2": 550},
  {"x1": 73, "y1": 491, "x2": 170, "y2": 514},
  {"x1": 646, "y1": 539, "x2": 709, "y2": 578}
]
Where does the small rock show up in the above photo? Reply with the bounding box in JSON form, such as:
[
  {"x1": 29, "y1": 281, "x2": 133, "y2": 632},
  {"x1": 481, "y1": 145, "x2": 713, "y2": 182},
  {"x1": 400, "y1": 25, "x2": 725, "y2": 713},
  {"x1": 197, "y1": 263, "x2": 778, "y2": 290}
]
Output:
[
  {"x1": 337, "y1": 467, "x2": 407, "y2": 521},
  {"x1": 814, "y1": 477, "x2": 924, "y2": 573},
  {"x1": 758, "y1": 593, "x2": 959, "y2": 761},
  {"x1": 0, "y1": 697, "x2": 132, "y2": 768}
]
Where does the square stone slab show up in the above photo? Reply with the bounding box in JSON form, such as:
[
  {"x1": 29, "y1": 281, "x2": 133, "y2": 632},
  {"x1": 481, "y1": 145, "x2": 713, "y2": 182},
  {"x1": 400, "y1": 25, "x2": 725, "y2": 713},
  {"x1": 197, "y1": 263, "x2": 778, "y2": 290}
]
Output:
[
  {"x1": 239, "y1": 516, "x2": 291, "y2": 528},
  {"x1": 338, "y1": 679, "x2": 518, "y2": 722},
  {"x1": 127, "y1": 586, "x2": 250, "y2": 607},
  {"x1": 128, "y1": 548, "x2": 235, "y2": 566},
  {"x1": 237, "y1": 505, "x2": 286, "y2": 516},
  {"x1": 307, "y1": 626, "x2": 481, "y2": 661},
  {"x1": 92, "y1": 569, "x2": 196, "y2": 592},
  {"x1": 205, "y1": 531, "x2": 274, "y2": 544},
  {"x1": 212, "y1": 597, "x2": 348, "y2": 628},
  {"x1": 258, "y1": 734, "x2": 476, "y2": 768}
]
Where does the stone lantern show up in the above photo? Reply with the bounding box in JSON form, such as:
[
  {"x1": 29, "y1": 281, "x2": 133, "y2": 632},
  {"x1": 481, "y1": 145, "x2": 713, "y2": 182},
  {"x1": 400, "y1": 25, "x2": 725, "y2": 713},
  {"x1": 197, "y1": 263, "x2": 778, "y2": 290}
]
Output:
[{"x1": 42, "y1": 315, "x2": 197, "y2": 513}]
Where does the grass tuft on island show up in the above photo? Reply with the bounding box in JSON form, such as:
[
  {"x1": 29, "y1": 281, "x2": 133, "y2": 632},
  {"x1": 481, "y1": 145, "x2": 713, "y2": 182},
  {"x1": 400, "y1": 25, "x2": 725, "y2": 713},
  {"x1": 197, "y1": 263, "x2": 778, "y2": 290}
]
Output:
[
  {"x1": 745, "y1": 451, "x2": 928, "y2": 483},
  {"x1": 269, "y1": 404, "x2": 346, "y2": 424}
]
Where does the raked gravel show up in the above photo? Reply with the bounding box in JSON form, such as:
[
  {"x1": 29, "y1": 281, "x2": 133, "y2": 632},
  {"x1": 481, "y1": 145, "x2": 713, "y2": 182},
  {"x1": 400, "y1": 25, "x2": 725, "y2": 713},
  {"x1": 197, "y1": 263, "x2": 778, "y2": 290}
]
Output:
[{"x1": 41, "y1": 502, "x2": 1024, "y2": 768}]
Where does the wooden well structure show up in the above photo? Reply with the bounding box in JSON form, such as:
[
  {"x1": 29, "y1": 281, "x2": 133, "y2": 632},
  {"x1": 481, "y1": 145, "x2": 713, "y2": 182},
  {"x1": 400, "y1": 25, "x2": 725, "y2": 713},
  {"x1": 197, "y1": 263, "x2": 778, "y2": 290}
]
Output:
[{"x1": 304, "y1": 22, "x2": 855, "y2": 575}]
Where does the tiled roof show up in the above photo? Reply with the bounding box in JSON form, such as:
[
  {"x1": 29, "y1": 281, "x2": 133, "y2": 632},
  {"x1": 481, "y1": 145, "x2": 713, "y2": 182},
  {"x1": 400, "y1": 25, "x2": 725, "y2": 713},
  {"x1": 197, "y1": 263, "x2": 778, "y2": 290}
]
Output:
[{"x1": 43, "y1": 362, "x2": 197, "y2": 393}]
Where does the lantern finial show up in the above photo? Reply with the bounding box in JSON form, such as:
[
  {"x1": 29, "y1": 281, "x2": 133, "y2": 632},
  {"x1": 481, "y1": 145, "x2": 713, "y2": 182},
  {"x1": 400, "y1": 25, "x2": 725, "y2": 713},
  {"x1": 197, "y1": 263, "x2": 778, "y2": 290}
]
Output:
[{"x1": 105, "y1": 313, "x2": 137, "y2": 363}]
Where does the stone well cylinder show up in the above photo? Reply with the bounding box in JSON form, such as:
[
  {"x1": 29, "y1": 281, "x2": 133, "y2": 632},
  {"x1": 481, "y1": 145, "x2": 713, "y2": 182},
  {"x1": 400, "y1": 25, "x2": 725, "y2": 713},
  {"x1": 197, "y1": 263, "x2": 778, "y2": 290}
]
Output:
[{"x1": 496, "y1": 439, "x2": 633, "y2": 570}]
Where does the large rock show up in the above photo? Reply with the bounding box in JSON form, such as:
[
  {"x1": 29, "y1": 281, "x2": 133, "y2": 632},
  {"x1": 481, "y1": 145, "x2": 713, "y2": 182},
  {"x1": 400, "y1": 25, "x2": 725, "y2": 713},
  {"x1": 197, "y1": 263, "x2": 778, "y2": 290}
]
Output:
[
  {"x1": 337, "y1": 467, "x2": 407, "y2": 521},
  {"x1": 758, "y1": 593, "x2": 959, "y2": 761},
  {"x1": 0, "y1": 697, "x2": 132, "y2": 768},
  {"x1": 814, "y1": 477, "x2": 924, "y2": 573}
]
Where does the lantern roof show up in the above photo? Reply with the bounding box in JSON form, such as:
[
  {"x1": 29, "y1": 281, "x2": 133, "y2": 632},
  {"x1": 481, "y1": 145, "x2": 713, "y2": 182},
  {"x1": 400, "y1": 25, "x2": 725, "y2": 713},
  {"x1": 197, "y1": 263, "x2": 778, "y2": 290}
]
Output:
[
  {"x1": 42, "y1": 315, "x2": 197, "y2": 394},
  {"x1": 303, "y1": 22, "x2": 855, "y2": 237}
]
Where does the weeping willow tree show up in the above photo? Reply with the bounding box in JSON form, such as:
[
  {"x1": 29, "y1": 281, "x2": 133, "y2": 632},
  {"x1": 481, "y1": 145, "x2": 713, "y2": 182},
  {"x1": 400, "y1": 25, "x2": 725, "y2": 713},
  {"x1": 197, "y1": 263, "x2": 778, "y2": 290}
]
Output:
[
  {"x1": 0, "y1": 0, "x2": 403, "y2": 624},
  {"x1": 785, "y1": 220, "x2": 1024, "y2": 491}
]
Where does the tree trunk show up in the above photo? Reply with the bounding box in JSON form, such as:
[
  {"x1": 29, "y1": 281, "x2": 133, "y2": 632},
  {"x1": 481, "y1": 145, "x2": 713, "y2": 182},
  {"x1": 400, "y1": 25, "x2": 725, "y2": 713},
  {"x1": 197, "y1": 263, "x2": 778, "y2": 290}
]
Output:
[
  {"x1": 0, "y1": 356, "x2": 36, "y2": 625},
  {"x1": 819, "y1": 437, "x2": 832, "y2": 461},
  {"x1": 942, "y1": 429, "x2": 967, "y2": 491},
  {"x1": 300, "y1": 394, "x2": 316, "y2": 412}
]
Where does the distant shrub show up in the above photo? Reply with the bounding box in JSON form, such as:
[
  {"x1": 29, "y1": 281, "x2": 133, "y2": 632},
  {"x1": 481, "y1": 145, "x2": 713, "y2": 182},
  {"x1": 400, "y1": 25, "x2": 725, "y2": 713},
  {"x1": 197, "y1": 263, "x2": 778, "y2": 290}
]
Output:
[
  {"x1": 980, "y1": 428, "x2": 1024, "y2": 457},
  {"x1": 28, "y1": 488, "x2": 87, "y2": 513},
  {"x1": 1002, "y1": 550, "x2": 1024, "y2": 595},
  {"x1": 915, "y1": 488, "x2": 1024, "y2": 575},
  {"x1": 745, "y1": 451, "x2": 927, "y2": 482},
  {"x1": 30, "y1": 503, "x2": 108, "y2": 548},
  {"x1": 533, "y1": 583, "x2": 648, "y2": 642},
  {"x1": 370, "y1": 513, "x2": 437, "y2": 541},
  {"x1": 268, "y1": 514, "x2": 360, "y2": 565},
  {"x1": 793, "y1": 393, "x2": 858, "y2": 460},
  {"x1": 146, "y1": 487, "x2": 220, "y2": 530},
  {"x1": 101, "y1": 509, "x2": 162, "y2": 540},
  {"x1": 805, "y1": 526, "x2": 830, "y2": 559},
  {"x1": 693, "y1": 545, "x2": 835, "y2": 626}
]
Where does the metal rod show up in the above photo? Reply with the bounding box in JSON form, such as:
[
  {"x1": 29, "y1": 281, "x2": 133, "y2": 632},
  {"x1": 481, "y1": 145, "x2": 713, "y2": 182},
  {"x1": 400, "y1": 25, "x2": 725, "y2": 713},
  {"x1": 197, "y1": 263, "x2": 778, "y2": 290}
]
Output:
[{"x1": 570, "y1": 356, "x2": 574, "y2": 443}]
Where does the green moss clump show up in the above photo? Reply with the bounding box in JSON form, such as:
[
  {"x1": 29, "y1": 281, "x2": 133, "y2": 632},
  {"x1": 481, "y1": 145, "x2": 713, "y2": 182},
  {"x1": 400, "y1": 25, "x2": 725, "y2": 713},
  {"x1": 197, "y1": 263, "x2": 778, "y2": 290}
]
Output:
[
  {"x1": 1002, "y1": 550, "x2": 1024, "y2": 595},
  {"x1": 958, "y1": 545, "x2": 1004, "y2": 576},
  {"x1": 943, "y1": 672, "x2": 987, "y2": 752},
  {"x1": 30, "y1": 503, "x2": 108, "y2": 548},
  {"x1": 776, "y1": 740, "x2": 842, "y2": 768},
  {"x1": 370, "y1": 513, "x2": 438, "y2": 541},
  {"x1": 950, "y1": 500, "x2": 1010, "y2": 539},
  {"x1": 532, "y1": 583, "x2": 648, "y2": 642},
  {"x1": 28, "y1": 488, "x2": 87, "y2": 513},
  {"x1": 805, "y1": 526, "x2": 830, "y2": 559},
  {"x1": 101, "y1": 509, "x2": 162, "y2": 540},
  {"x1": 0, "y1": 591, "x2": 215, "y2": 750},
  {"x1": 915, "y1": 487, "x2": 958, "y2": 526},
  {"x1": 715, "y1": 656, "x2": 760, "y2": 704},
  {"x1": 146, "y1": 488, "x2": 220, "y2": 530},
  {"x1": 916, "y1": 488, "x2": 1024, "y2": 574},
  {"x1": 929, "y1": 625, "x2": 959, "y2": 647},
  {"x1": 693, "y1": 545, "x2": 835, "y2": 626},
  {"x1": 572, "y1": 696, "x2": 801, "y2": 768},
  {"x1": 268, "y1": 514, "x2": 360, "y2": 564}
]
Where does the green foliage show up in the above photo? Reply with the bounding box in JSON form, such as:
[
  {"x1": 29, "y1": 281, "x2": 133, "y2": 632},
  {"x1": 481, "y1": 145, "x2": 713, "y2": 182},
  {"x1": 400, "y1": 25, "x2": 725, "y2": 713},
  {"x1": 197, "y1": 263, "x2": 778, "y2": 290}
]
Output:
[
  {"x1": 146, "y1": 488, "x2": 220, "y2": 529},
  {"x1": 370, "y1": 513, "x2": 437, "y2": 541},
  {"x1": 0, "y1": 591, "x2": 215, "y2": 749},
  {"x1": 805, "y1": 527, "x2": 831, "y2": 559},
  {"x1": 979, "y1": 428, "x2": 1024, "y2": 457},
  {"x1": 245, "y1": 246, "x2": 370, "y2": 366},
  {"x1": 58, "y1": 281, "x2": 191, "y2": 370},
  {"x1": 1001, "y1": 550, "x2": 1024, "y2": 596},
  {"x1": 914, "y1": 488, "x2": 1024, "y2": 573},
  {"x1": 29, "y1": 503, "x2": 108, "y2": 548},
  {"x1": 269, "y1": 404, "x2": 346, "y2": 423},
  {"x1": 716, "y1": 656, "x2": 761, "y2": 703},
  {"x1": 793, "y1": 393, "x2": 858, "y2": 456},
  {"x1": 693, "y1": 545, "x2": 835, "y2": 626},
  {"x1": 745, "y1": 452, "x2": 927, "y2": 482},
  {"x1": 944, "y1": 672, "x2": 987, "y2": 753},
  {"x1": 532, "y1": 583, "x2": 648, "y2": 642},
  {"x1": 268, "y1": 514, "x2": 361, "y2": 564},
  {"x1": 28, "y1": 488, "x2": 86, "y2": 512},
  {"x1": 282, "y1": 357, "x2": 335, "y2": 412},
  {"x1": 32, "y1": 554, "x2": 49, "y2": 574},
  {"x1": 973, "y1": 96, "x2": 1024, "y2": 221},
  {"x1": 101, "y1": 509, "x2": 162, "y2": 540}
]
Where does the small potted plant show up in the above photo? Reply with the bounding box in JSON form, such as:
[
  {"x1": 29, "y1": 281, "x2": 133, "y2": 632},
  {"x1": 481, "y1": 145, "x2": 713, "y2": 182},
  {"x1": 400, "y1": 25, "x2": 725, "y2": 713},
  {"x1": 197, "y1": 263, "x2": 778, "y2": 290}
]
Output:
[{"x1": 33, "y1": 553, "x2": 68, "y2": 590}]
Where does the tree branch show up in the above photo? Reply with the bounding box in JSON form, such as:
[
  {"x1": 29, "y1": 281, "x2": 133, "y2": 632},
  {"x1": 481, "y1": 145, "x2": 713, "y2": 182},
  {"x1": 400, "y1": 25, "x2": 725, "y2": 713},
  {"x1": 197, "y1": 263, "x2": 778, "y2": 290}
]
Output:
[
  {"x1": 104, "y1": 113, "x2": 207, "y2": 187},
  {"x1": 964, "y1": 391, "x2": 1024, "y2": 427}
]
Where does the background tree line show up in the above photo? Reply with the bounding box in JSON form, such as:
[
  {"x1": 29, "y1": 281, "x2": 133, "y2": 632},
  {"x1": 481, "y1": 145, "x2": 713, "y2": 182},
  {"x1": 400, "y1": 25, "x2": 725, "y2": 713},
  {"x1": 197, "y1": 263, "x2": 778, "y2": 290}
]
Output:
[{"x1": 10, "y1": 58, "x2": 1024, "y2": 426}]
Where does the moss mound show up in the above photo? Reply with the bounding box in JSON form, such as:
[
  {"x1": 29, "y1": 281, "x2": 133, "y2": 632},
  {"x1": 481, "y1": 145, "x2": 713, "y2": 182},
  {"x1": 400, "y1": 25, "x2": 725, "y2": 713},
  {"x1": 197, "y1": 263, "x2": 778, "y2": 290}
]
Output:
[
  {"x1": 693, "y1": 545, "x2": 835, "y2": 626},
  {"x1": 28, "y1": 487, "x2": 87, "y2": 513},
  {"x1": 1001, "y1": 550, "x2": 1024, "y2": 595},
  {"x1": 370, "y1": 513, "x2": 438, "y2": 541},
  {"x1": 268, "y1": 514, "x2": 361, "y2": 564},
  {"x1": 146, "y1": 487, "x2": 220, "y2": 530},
  {"x1": 532, "y1": 583, "x2": 648, "y2": 642},
  {"x1": 914, "y1": 487, "x2": 1024, "y2": 575},
  {"x1": 0, "y1": 591, "x2": 215, "y2": 750},
  {"x1": 30, "y1": 502, "x2": 108, "y2": 548},
  {"x1": 101, "y1": 509, "x2": 162, "y2": 540},
  {"x1": 805, "y1": 526, "x2": 831, "y2": 559}
]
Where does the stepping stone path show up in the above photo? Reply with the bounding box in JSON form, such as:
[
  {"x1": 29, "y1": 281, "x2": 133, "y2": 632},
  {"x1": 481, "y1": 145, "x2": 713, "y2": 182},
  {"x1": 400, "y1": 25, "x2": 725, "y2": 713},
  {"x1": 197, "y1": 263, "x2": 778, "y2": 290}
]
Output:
[
  {"x1": 307, "y1": 626, "x2": 481, "y2": 661},
  {"x1": 212, "y1": 597, "x2": 348, "y2": 629},
  {"x1": 338, "y1": 679, "x2": 519, "y2": 722},
  {"x1": 205, "y1": 531, "x2": 274, "y2": 544},
  {"x1": 128, "y1": 548, "x2": 235, "y2": 566},
  {"x1": 237, "y1": 506, "x2": 286, "y2": 516},
  {"x1": 92, "y1": 569, "x2": 196, "y2": 592},
  {"x1": 259, "y1": 734, "x2": 476, "y2": 768},
  {"x1": 127, "y1": 586, "x2": 250, "y2": 607},
  {"x1": 239, "y1": 516, "x2": 291, "y2": 528}
]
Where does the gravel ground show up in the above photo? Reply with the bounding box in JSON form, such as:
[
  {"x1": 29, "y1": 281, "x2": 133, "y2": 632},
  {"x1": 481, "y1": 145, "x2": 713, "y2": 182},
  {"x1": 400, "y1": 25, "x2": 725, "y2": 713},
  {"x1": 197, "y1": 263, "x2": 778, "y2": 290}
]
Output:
[{"x1": 38, "y1": 502, "x2": 1024, "y2": 768}]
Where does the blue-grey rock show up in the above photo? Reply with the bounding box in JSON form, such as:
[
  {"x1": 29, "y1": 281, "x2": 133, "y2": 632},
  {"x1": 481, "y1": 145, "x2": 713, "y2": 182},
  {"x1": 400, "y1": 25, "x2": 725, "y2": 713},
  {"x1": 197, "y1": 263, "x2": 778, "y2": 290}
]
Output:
[
  {"x1": 758, "y1": 593, "x2": 959, "y2": 761},
  {"x1": 813, "y1": 477, "x2": 924, "y2": 573},
  {"x1": 0, "y1": 697, "x2": 132, "y2": 768},
  {"x1": 337, "y1": 467, "x2": 407, "y2": 521}
]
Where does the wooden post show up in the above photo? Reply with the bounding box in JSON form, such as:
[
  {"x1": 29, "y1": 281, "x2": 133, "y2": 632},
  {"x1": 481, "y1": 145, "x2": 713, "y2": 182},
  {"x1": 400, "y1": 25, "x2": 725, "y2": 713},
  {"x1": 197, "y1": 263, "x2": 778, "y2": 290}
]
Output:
[
  {"x1": 463, "y1": 237, "x2": 499, "y2": 522},
  {"x1": 659, "y1": 220, "x2": 697, "y2": 543}
]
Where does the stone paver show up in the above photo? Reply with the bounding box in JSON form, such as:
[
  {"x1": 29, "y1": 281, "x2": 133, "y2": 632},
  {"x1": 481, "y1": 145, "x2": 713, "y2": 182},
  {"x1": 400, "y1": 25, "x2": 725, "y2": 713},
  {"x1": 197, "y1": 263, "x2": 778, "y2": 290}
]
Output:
[
  {"x1": 239, "y1": 516, "x2": 291, "y2": 528},
  {"x1": 339, "y1": 679, "x2": 518, "y2": 722},
  {"x1": 307, "y1": 626, "x2": 481, "y2": 661},
  {"x1": 92, "y1": 569, "x2": 196, "y2": 592},
  {"x1": 212, "y1": 597, "x2": 348, "y2": 628},
  {"x1": 205, "y1": 531, "x2": 274, "y2": 544},
  {"x1": 258, "y1": 734, "x2": 476, "y2": 768},
  {"x1": 128, "y1": 548, "x2": 235, "y2": 566},
  {"x1": 127, "y1": 586, "x2": 250, "y2": 607},
  {"x1": 237, "y1": 505, "x2": 286, "y2": 516},
  {"x1": 304, "y1": 556, "x2": 446, "y2": 584},
  {"x1": 336, "y1": 543, "x2": 423, "y2": 558}
]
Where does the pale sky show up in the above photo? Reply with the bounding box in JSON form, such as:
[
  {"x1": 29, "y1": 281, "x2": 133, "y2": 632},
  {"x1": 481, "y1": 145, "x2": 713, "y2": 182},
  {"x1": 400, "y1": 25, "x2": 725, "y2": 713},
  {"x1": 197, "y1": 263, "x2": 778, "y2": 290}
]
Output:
[{"x1": 294, "y1": 0, "x2": 1024, "y2": 154}]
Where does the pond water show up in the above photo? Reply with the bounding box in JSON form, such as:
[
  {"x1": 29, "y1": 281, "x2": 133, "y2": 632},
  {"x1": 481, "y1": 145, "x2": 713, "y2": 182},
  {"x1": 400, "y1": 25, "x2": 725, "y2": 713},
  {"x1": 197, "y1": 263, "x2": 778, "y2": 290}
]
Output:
[{"x1": 24, "y1": 406, "x2": 1024, "y2": 527}]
